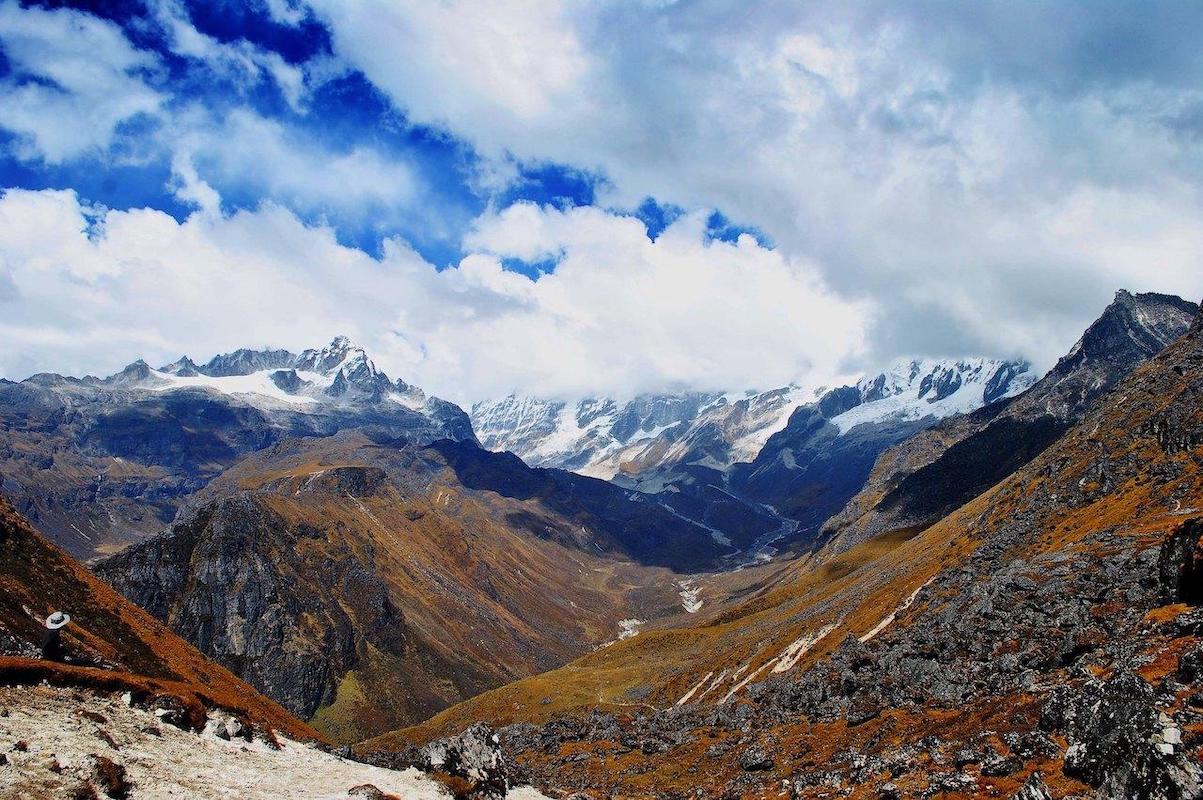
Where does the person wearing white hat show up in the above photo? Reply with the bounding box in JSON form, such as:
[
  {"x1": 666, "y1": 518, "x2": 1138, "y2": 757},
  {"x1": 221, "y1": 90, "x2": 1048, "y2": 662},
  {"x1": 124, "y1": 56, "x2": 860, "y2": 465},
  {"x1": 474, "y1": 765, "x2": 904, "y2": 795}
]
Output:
[{"x1": 41, "y1": 610, "x2": 70, "y2": 661}]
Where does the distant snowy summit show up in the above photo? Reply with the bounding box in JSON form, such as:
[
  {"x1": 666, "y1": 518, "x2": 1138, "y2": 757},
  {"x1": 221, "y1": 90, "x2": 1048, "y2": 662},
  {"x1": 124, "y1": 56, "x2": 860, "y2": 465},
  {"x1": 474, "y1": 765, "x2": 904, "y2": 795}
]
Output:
[
  {"x1": 471, "y1": 387, "x2": 808, "y2": 480},
  {"x1": 76, "y1": 336, "x2": 470, "y2": 440},
  {"x1": 471, "y1": 357, "x2": 1034, "y2": 481},
  {"x1": 105, "y1": 336, "x2": 425, "y2": 409},
  {"x1": 823, "y1": 357, "x2": 1035, "y2": 434}
]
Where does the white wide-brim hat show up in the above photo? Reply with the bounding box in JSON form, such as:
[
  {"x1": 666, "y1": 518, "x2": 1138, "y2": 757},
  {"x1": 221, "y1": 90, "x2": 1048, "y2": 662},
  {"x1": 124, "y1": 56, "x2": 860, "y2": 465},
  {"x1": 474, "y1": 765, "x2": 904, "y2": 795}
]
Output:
[{"x1": 45, "y1": 611, "x2": 70, "y2": 629}]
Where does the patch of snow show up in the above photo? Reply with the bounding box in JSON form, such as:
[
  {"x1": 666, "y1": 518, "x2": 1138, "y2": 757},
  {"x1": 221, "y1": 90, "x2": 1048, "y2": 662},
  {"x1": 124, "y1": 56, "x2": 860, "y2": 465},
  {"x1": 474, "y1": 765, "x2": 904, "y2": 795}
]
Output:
[
  {"x1": 772, "y1": 621, "x2": 840, "y2": 673},
  {"x1": 656, "y1": 500, "x2": 732, "y2": 546},
  {"x1": 721, "y1": 656, "x2": 779, "y2": 704},
  {"x1": 678, "y1": 580, "x2": 703, "y2": 613},
  {"x1": 617, "y1": 618, "x2": 644, "y2": 640},
  {"x1": 147, "y1": 369, "x2": 317, "y2": 406},
  {"x1": 676, "y1": 671, "x2": 714, "y2": 706},
  {"x1": 387, "y1": 391, "x2": 426, "y2": 411},
  {"x1": 694, "y1": 668, "x2": 729, "y2": 701},
  {"x1": 858, "y1": 578, "x2": 934, "y2": 643}
]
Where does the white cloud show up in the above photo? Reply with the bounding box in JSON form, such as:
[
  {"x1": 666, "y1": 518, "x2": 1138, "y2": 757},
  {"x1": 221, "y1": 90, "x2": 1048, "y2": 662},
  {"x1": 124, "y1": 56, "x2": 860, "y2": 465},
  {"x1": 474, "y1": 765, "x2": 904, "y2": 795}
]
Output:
[
  {"x1": 0, "y1": 1, "x2": 164, "y2": 162},
  {"x1": 310, "y1": 0, "x2": 590, "y2": 128},
  {"x1": 0, "y1": 189, "x2": 868, "y2": 404},
  {"x1": 148, "y1": 0, "x2": 308, "y2": 111},
  {"x1": 306, "y1": 1, "x2": 1203, "y2": 371},
  {"x1": 167, "y1": 107, "x2": 418, "y2": 217}
]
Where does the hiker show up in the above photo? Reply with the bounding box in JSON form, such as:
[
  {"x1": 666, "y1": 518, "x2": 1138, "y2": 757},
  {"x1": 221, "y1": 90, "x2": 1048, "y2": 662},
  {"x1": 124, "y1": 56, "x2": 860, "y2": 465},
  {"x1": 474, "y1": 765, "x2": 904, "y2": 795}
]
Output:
[{"x1": 41, "y1": 610, "x2": 70, "y2": 661}]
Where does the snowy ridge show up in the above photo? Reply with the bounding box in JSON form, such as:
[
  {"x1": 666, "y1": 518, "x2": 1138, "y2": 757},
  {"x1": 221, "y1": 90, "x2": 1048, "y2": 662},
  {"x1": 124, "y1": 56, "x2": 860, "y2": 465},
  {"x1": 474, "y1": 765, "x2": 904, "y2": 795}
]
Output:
[
  {"x1": 118, "y1": 336, "x2": 441, "y2": 415},
  {"x1": 472, "y1": 357, "x2": 1031, "y2": 483},
  {"x1": 471, "y1": 385, "x2": 816, "y2": 480},
  {"x1": 829, "y1": 358, "x2": 1035, "y2": 434}
]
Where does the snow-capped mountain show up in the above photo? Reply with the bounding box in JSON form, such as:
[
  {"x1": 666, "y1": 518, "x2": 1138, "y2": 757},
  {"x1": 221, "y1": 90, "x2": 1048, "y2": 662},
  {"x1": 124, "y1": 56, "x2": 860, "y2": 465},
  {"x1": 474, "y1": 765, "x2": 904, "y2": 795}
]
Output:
[
  {"x1": 0, "y1": 337, "x2": 473, "y2": 557},
  {"x1": 471, "y1": 391, "x2": 735, "y2": 479},
  {"x1": 823, "y1": 357, "x2": 1035, "y2": 434},
  {"x1": 726, "y1": 357, "x2": 1034, "y2": 546},
  {"x1": 146, "y1": 335, "x2": 430, "y2": 410},
  {"x1": 472, "y1": 358, "x2": 1032, "y2": 486}
]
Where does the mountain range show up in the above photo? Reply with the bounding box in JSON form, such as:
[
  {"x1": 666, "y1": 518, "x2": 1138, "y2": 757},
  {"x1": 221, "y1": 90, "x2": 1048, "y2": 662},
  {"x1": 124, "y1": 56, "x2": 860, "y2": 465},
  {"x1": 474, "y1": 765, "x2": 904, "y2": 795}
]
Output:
[
  {"x1": 381, "y1": 288, "x2": 1203, "y2": 800},
  {"x1": 2, "y1": 289, "x2": 1202, "y2": 799}
]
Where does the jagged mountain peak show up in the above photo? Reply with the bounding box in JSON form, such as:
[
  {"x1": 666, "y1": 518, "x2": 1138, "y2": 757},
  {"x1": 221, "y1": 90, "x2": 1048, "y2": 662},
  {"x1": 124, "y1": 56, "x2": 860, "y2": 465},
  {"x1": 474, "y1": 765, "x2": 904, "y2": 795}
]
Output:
[
  {"x1": 160, "y1": 355, "x2": 200, "y2": 377},
  {"x1": 105, "y1": 358, "x2": 152, "y2": 386},
  {"x1": 295, "y1": 335, "x2": 378, "y2": 378},
  {"x1": 94, "y1": 337, "x2": 421, "y2": 407},
  {"x1": 1057, "y1": 290, "x2": 1199, "y2": 372}
]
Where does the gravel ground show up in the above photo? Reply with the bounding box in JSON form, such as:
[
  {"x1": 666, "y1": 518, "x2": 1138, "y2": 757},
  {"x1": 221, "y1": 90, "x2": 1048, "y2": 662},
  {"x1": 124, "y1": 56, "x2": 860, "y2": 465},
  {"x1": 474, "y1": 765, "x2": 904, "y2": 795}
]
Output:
[{"x1": 0, "y1": 685, "x2": 548, "y2": 799}]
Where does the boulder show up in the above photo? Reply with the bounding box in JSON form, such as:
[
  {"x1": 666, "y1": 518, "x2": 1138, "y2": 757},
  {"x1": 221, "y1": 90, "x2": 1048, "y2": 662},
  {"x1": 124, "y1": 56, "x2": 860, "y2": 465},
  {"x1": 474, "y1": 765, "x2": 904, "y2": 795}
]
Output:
[
  {"x1": 738, "y1": 743, "x2": 774, "y2": 771},
  {"x1": 421, "y1": 723, "x2": 516, "y2": 799},
  {"x1": 1010, "y1": 772, "x2": 1052, "y2": 800}
]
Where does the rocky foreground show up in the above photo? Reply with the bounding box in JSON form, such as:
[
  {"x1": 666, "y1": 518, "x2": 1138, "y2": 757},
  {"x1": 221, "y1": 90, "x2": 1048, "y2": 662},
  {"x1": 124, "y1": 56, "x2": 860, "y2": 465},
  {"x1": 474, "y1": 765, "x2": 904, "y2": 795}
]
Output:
[{"x1": 0, "y1": 685, "x2": 552, "y2": 800}]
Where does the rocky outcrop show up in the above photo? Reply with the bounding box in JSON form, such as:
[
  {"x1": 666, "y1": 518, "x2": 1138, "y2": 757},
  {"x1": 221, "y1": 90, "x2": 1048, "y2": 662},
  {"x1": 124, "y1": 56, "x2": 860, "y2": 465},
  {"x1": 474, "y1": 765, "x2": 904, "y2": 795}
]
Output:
[
  {"x1": 1160, "y1": 518, "x2": 1203, "y2": 604},
  {"x1": 422, "y1": 724, "x2": 517, "y2": 799}
]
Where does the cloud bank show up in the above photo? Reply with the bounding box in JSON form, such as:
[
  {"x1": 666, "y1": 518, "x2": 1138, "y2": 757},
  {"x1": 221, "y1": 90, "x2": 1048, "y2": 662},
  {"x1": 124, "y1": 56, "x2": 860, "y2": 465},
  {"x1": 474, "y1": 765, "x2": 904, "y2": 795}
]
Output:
[{"x1": 0, "y1": 189, "x2": 865, "y2": 402}]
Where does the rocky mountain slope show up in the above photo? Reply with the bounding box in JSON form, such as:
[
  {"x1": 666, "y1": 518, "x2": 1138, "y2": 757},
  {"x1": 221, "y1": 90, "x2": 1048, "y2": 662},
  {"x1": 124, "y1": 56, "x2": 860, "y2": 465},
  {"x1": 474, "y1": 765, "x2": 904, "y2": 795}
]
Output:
[
  {"x1": 0, "y1": 494, "x2": 551, "y2": 799},
  {"x1": 95, "y1": 432, "x2": 745, "y2": 743},
  {"x1": 365, "y1": 297, "x2": 1203, "y2": 799},
  {"x1": 822, "y1": 290, "x2": 1199, "y2": 555},
  {"x1": 0, "y1": 493, "x2": 315, "y2": 740},
  {"x1": 0, "y1": 337, "x2": 473, "y2": 559},
  {"x1": 727, "y1": 358, "x2": 1034, "y2": 547}
]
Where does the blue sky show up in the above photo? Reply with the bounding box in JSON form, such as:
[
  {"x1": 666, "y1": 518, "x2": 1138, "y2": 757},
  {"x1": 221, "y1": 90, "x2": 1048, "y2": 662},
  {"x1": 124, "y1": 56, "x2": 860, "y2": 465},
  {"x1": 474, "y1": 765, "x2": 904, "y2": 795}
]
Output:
[
  {"x1": 0, "y1": 0, "x2": 763, "y2": 269},
  {"x1": 0, "y1": 1, "x2": 1200, "y2": 402}
]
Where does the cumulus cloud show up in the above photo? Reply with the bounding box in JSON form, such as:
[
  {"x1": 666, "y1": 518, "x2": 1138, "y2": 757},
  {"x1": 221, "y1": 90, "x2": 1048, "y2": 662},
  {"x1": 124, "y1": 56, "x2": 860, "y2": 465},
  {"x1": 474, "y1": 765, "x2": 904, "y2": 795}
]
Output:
[
  {"x1": 3, "y1": 1, "x2": 1202, "y2": 399},
  {"x1": 0, "y1": 189, "x2": 867, "y2": 403},
  {"x1": 0, "y1": 2, "x2": 164, "y2": 162},
  {"x1": 307, "y1": 0, "x2": 1203, "y2": 370}
]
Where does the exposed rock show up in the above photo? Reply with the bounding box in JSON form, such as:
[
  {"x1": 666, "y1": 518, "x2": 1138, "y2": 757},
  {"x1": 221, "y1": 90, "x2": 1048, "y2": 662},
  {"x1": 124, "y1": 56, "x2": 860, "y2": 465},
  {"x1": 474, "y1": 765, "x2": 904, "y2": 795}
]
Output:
[
  {"x1": 421, "y1": 723, "x2": 515, "y2": 799},
  {"x1": 1010, "y1": 772, "x2": 1052, "y2": 800},
  {"x1": 90, "y1": 755, "x2": 130, "y2": 799},
  {"x1": 1042, "y1": 673, "x2": 1203, "y2": 798},
  {"x1": 1159, "y1": 518, "x2": 1203, "y2": 604},
  {"x1": 1177, "y1": 646, "x2": 1203, "y2": 684},
  {"x1": 738, "y1": 744, "x2": 774, "y2": 771}
]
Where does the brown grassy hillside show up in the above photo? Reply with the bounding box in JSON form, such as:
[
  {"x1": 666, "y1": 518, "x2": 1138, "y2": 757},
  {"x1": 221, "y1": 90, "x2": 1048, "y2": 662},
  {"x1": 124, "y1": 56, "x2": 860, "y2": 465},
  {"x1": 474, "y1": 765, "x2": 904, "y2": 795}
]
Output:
[
  {"x1": 364, "y1": 302, "x2": 1203, "y2": 798},
  {"x1": 0, "y1": 495, "x2": 318, "y2": 741}
]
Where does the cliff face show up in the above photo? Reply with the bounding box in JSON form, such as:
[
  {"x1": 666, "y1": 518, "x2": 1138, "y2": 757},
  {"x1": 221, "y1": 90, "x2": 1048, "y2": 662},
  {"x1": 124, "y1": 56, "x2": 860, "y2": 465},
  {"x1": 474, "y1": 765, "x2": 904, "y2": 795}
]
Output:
[{"x1": 0, "y1": 494, "x2": 316, "y2": 741}]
